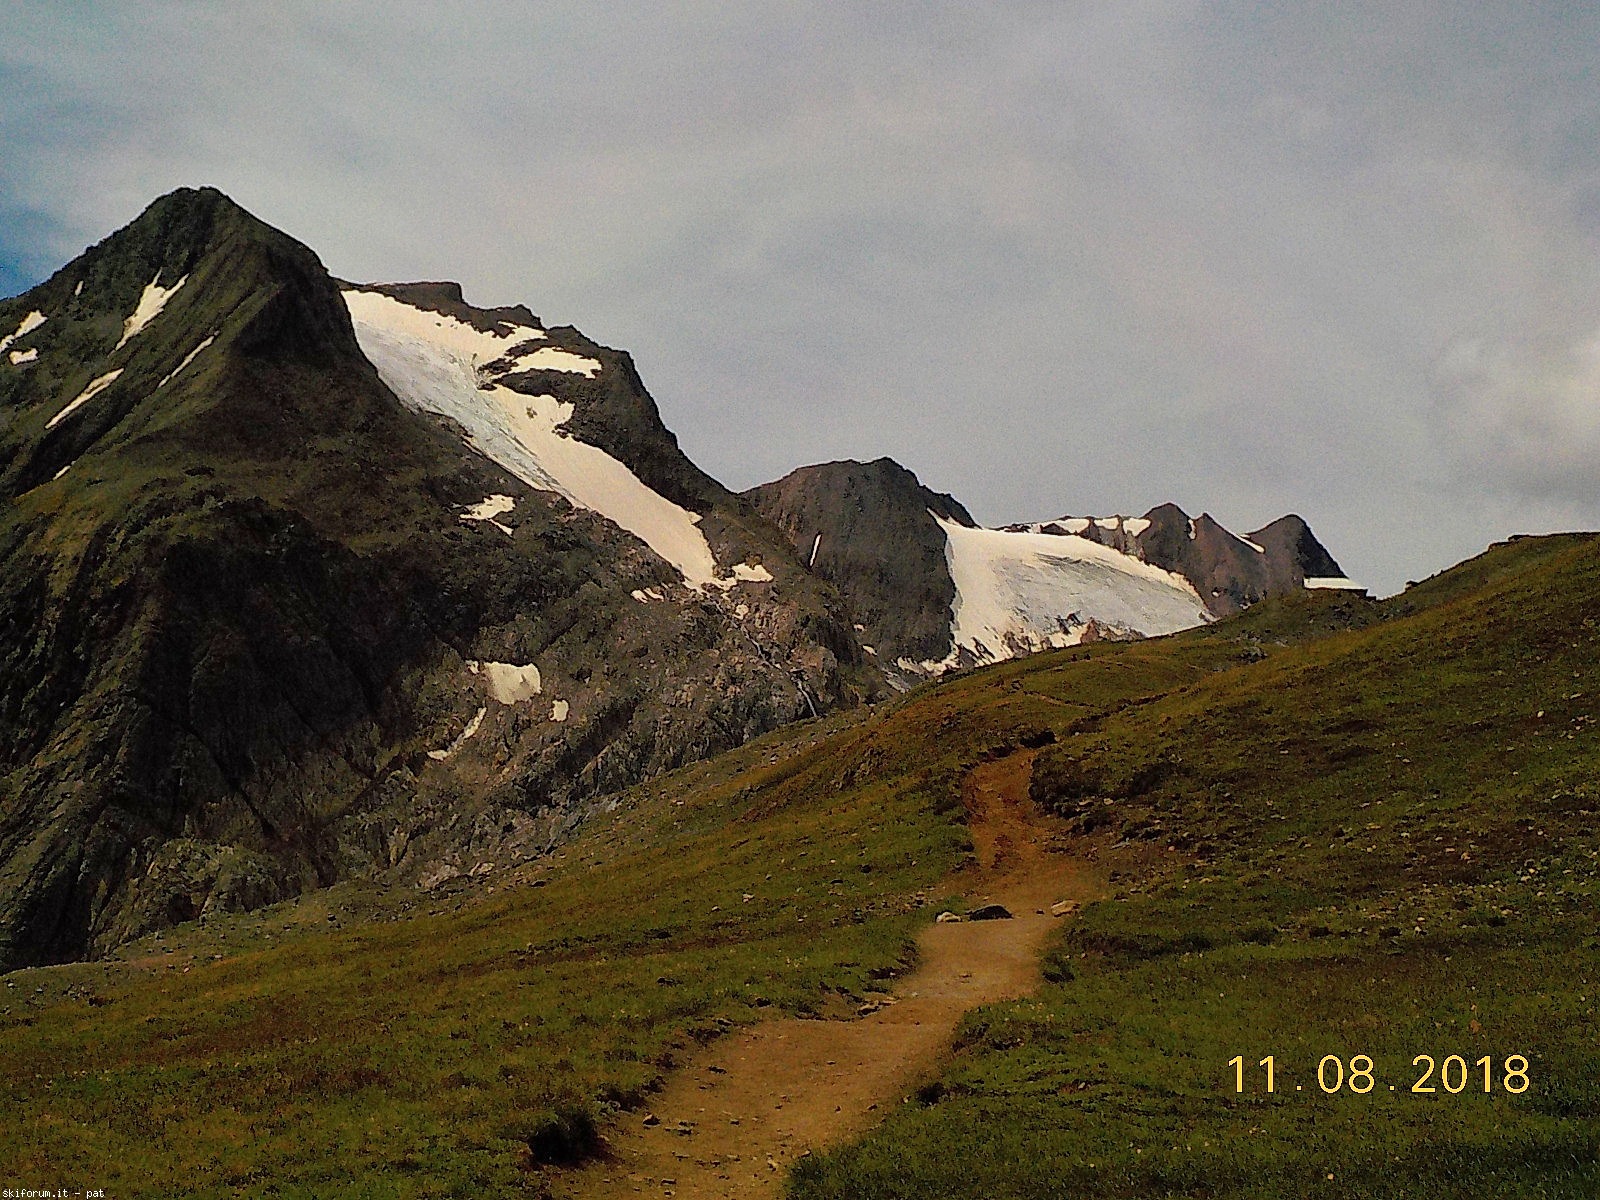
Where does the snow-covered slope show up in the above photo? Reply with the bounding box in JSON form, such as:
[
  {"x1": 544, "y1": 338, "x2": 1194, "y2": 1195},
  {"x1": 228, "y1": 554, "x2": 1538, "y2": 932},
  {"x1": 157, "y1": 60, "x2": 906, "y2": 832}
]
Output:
[
  {"x1": 344, "y1": 288, "x2": 728, "y2": 587},
  {"x1": 917, "y1": 516, "x2": 1210, "y2": 670}
]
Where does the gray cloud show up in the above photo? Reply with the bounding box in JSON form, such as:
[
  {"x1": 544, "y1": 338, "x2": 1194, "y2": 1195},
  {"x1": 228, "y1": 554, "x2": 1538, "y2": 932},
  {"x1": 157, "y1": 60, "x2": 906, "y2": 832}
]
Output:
[{"x1": 5, "y1": 1, "x2": 1600, "y2": 593}]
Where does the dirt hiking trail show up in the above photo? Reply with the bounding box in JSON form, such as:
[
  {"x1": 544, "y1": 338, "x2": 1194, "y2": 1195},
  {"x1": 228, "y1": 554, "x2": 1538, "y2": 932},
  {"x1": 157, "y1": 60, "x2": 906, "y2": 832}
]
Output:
[{"x1": 552, "y1": 750, "x2": 1102, "y2": 1199}]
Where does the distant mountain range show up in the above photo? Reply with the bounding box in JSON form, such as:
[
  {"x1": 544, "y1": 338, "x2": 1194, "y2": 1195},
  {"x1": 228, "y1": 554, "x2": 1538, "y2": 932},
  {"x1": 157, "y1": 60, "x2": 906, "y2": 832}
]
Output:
[
  {"x1": 748, "y1": 457, "x2": 1351, "y2": 686},
  {"x1": 0, "y1": 188, "x2": 1348, "y2": 967}
]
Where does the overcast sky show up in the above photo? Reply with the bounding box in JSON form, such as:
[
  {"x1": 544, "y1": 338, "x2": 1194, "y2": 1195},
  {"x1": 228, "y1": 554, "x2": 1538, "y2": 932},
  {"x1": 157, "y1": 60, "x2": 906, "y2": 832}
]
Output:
[{"x1": 5, "y1": 2, "x2": 1599, "y2": 594}]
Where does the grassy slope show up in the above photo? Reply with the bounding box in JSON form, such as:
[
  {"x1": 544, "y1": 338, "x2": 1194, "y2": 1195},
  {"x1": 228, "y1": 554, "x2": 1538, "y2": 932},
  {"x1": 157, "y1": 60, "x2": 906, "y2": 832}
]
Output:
[
  {"x1": 7, "y1": 534, "x2": 1595, "y2": 1198},
  {"x1": 0, "y1": 625, "x2": 1250, "y2": 1196},
  {"x1": 792, "y1": 534, "x2": 1600, "y2": 1199}
]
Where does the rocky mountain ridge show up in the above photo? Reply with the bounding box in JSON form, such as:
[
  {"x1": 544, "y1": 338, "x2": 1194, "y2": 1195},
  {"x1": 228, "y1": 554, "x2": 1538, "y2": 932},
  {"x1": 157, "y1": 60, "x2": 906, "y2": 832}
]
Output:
[
  {"x1": 0, "y1": 188, "x2": 872, "y2": 968},
  {"x1": 749, "y1": 459, "x2": 1352, "y2": 682}
]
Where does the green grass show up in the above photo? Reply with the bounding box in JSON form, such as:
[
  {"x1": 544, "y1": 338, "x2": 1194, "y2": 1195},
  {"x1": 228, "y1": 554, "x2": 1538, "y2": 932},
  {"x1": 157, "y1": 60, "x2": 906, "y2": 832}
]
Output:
[
  {"x1": 9, "y1": 533, "x2": 1599, "y2": 1197},
  {"x1": 0, "y1": 751, "x2": 946, "y2": 1195},
  {"x1": 793, "y1": 930, "x2": 1598, "y2": 1199},
  {"x1": 0, "y1": 613, "x2": 1247, "y2": 1196},
  {"x1": 790, "y1": 534, "x2": 1600, "y2": 1199}
]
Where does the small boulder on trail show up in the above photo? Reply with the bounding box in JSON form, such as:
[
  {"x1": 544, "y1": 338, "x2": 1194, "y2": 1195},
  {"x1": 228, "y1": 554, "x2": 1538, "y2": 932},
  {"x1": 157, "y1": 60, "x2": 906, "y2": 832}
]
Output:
[{"x1": 967, "y1": 904, "x2": 1013, "y2": 921}]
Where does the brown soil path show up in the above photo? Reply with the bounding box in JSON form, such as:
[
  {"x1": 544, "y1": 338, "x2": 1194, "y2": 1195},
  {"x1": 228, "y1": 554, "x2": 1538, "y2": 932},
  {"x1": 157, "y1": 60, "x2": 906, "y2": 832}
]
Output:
[{"x1": 551, "y1": 751, "x2": 1101, "y2": 1199}]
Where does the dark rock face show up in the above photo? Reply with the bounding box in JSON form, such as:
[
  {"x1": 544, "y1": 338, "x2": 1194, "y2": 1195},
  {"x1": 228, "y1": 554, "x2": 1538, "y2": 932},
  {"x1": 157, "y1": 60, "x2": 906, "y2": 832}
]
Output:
[
  {"x1": 1247, "y1": 513, "x2": 1345, "y2": 583},
  {"x1": 967, "y1": 903, "x2": 1013, "y2": 921},
  {"x1": 1004, "y1": 504, "x2": 1347, "y2": 617},
  {"x1": 0, "y1": 188, "x2": 877, "y2": 969},
  {"x1": 1130, "y1": 504, "x2": 1347, "y2": 616},
  {"x1": 745, "y1": 458, "x2": 974, "y2": 673}
]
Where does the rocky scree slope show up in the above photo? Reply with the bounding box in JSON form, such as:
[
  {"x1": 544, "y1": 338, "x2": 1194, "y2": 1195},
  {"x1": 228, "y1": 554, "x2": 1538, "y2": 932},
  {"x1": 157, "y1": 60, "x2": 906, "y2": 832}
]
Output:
[
  {"x1": 0, "y1": 187, "x2": 875, "y2": 969},
  {"x1": 749, "y1": 459, "x2": 1350, "y2": 683}
]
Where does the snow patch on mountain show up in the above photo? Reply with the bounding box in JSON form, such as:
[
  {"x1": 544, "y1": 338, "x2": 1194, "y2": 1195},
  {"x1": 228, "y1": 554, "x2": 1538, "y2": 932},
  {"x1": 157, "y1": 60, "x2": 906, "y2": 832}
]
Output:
[
  {"x1": 9, "y1": 348, "x2": 38, "y2": 366},
  {"x1": 1305, "y1": 576, "x2": 1364, "y2": 590},
  {"x1": 461, "y1": 494, "x2": 517, "y2": 536},
  {"x1": 344, "y1": 289, "x2": 734, "y2": 587},
  {"x1": 345, "y1": 287, "x2": 545, "y2": 358},
  {"x1": 157, "y1": 333, "x2": 216, "y2": 389},
  {"x1": 505, "y1": 346, "x2": 601, "y2": 377},
  {"x1": 711, "y1": 562, "x2": 773, "y2": 587},
  {"x1": 931, "y1": 517, "x2": 1209, "y2": 669},
  {"x1": 468, "y1": 660, "x2": 543, "y2": 704},
  {"x1": 48, "y1": 369, "x2": 122, "y2": 429},
  {"x1": 343, "y1": 289, "x2": 599, "y2": 377},
  {"x1": 428, "y1": 707, "x2": 487, "y2": 761},
  {"x1": 115, "y1": 274, "x2": 186, "y2": 350},
  {"x1": 0, "y1": 310, "x2": 46, "y2": 354},
  {"x1": 1023, "y1": 514, "x2": 1152, "y2": 539}
]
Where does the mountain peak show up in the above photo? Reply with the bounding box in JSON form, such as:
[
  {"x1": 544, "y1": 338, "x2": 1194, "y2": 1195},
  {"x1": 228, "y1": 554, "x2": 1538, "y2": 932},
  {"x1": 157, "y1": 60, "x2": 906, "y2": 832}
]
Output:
[
  {"x1": 0, "y1": 188, "x2": 877, "y2": 967},
  {"x1": 748, "y1": 457, "x2": 1353, "y2": 680},
  {"x1": 1248, "y1": 512, "x2": 1346, "y2": 581},
  {"x1": 745, "y1": 458, "x2": 975, "y2": 673},
  {"x1": 96, "y1": 186, "x2": 270, "y2": 282},
  {"x1": 760, "y1": 458, "x2": 975, "y2": 527}
]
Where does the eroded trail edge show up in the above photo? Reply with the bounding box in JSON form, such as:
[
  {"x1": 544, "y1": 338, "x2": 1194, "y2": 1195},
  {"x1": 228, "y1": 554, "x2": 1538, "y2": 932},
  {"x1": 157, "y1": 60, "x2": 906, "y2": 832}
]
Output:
[{"x1": 553, "y1": 751, "x2": 1102, "y2": 1199}]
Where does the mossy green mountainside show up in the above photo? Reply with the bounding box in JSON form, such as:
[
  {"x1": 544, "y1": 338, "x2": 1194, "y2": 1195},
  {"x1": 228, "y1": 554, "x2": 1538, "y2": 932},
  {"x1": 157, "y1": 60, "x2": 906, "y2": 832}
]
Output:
[
  {"x1": 1, "y1": 530, "x2": 1595, "y2": 1196},
  {"x1": 0, "y1": 187, "x2": 876, "y2": 970}
]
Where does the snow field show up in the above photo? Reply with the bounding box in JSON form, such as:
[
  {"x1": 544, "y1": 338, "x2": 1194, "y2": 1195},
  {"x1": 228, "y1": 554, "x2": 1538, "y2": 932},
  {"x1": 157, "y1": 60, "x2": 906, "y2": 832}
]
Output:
[
  {"x1": 343, "y1": 289, "x2": 765, "y2": 591},
  {"x1": 934, "y1": 516, "x2": 1209, "y2": 668}
]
